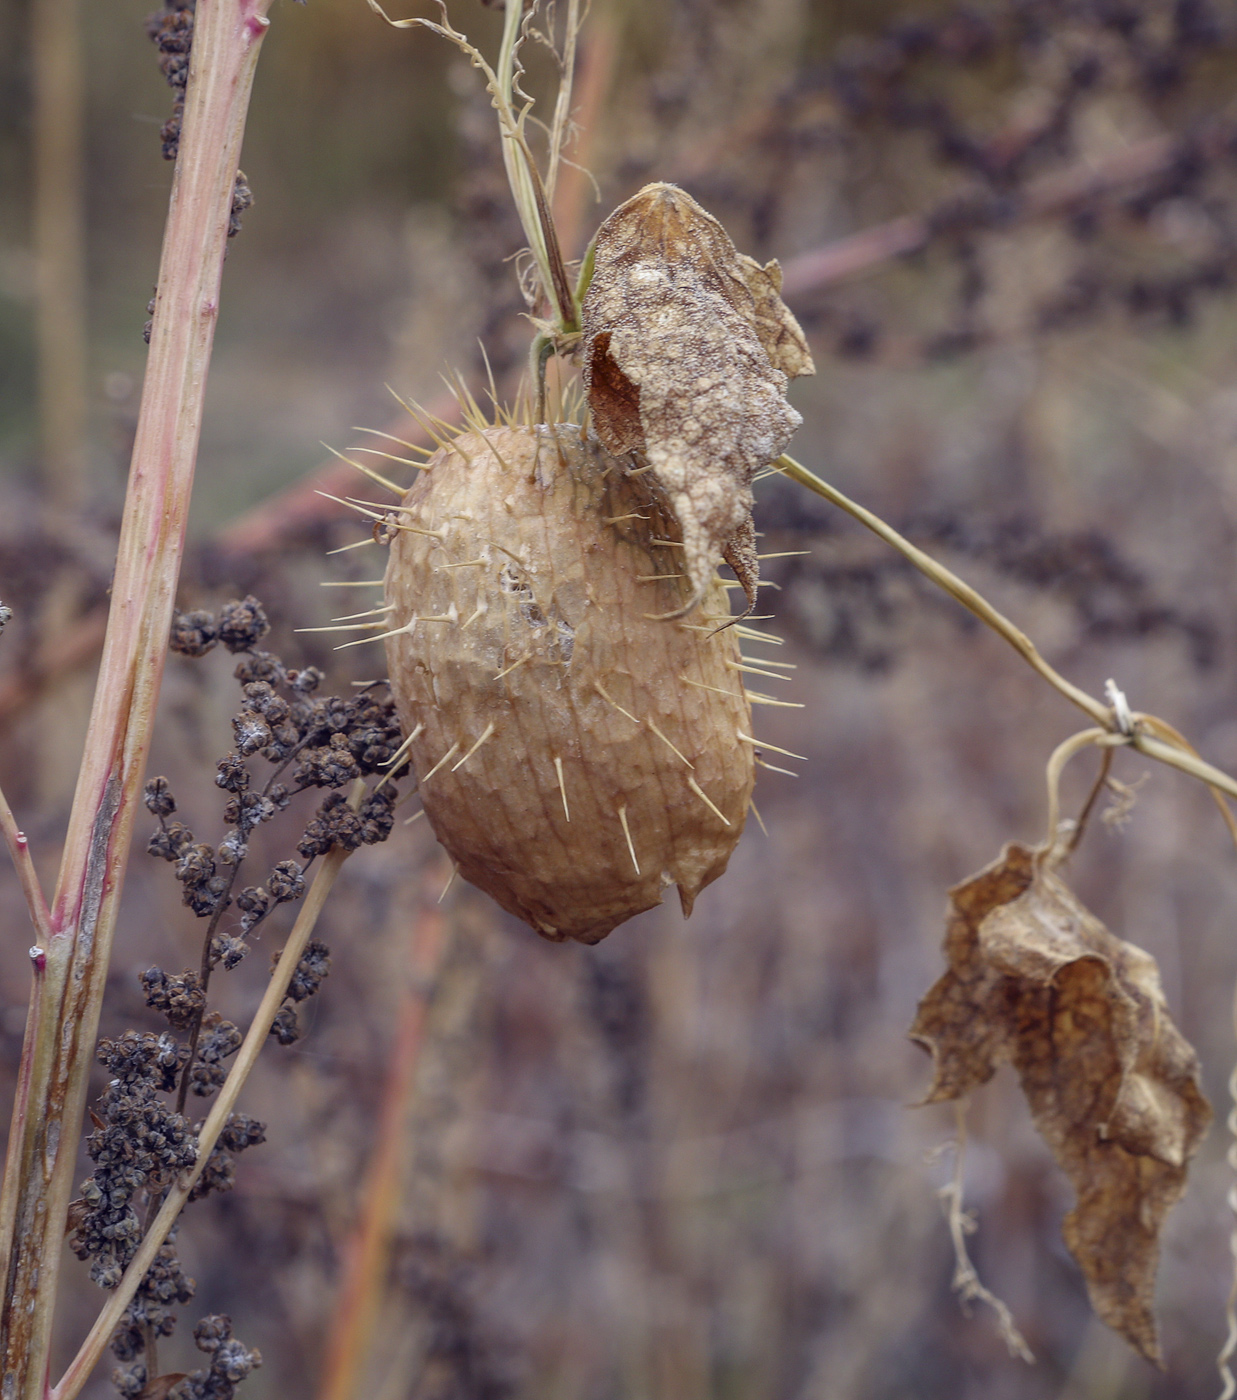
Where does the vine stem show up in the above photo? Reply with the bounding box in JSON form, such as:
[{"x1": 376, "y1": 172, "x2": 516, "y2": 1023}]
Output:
[
  {"x1": 775, "y1": 454, "x2": 1109, "y2": 726},
  {"x1": 0, "y1": 4, "x2": 274, "y2": 1395},
  {"x1": 50, "y1": 787, "x2": 362, "y2": 1400},
  {"x1": 776, "y1": 454, "x2": 1237, "y2": 806},
  {"x1": 939, "y1": 1101, "x2": 1034, "y2": 1362},
  {"x1": 1041, "y1": 728, "x2": 1119, "y2": 854}
]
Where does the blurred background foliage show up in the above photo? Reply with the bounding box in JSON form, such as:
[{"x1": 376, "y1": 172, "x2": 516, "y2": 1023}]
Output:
[{"x1": 5, "y1": 0, "x2": 1237, "y2": 1396}]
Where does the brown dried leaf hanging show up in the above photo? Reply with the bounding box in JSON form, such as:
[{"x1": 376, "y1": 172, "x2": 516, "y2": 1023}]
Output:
[
  {"x1": 910, "y1": 842, "x2": 1211, "y2": 1366},
  {"x1": 581, "y1": 183, "x2": 814, "y2": 616}
]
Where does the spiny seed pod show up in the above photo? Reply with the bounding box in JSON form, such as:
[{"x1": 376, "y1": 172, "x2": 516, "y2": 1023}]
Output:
[{"x1": 383, "y1": 422, "x2": 757, "y2": 944}]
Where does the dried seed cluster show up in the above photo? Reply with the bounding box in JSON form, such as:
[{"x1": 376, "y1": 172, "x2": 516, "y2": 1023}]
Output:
[
  {"x1": 384, "y1": 422, "x2": 757, "y2": 943},
  {"x1": 76, "y1": 596, "x2": 402, "y2": 1396},
  {"x1": 70, "y1": 1032, "x2": 196, "y2": 1292},
  {"x1": 151, "y1": 596, "x2": 400, "y2": 985}
]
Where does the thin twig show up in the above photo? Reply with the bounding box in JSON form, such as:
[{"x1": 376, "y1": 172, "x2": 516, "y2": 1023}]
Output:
[
  {"x1": 1133, "y1": 714, "x2": 1237, "y2": 848},
  {"x1": 51, "y1": 782, "x2": 363, "y2": 1400},
  {"x1": 938, "y1": 1101, "x2": 1034, "y2": 1363},
  {"x1": 0, "y1": 785, "x2": 53, "y2": 949},
  {"x1": 544, "y1": 0, "x2": 582, "y2": 204},
  {"x1": 0, "y1": 786, "x2": 52, "y2": 1304},
  {"x1": 779, "y1": 454, "x2": 1237, "y2": 811},
  {"x1": 1064, "y1": 747, "x2": 1114, "y2": 859},
  {"x1": 1042, "y1": 729, "x2": 1120, "y2": 855}
]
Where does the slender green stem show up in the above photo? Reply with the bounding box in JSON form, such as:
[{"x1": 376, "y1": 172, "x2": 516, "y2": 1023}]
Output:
[{"x1": 0, "y1": 4, "x2": 274, "y2": 1394}]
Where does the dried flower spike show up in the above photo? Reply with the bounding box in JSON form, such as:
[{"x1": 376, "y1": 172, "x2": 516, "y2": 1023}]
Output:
[
  {"x1": 384, "y1": 422, "x2": 756, "y2": 943},
  {"x1": 582, "y1": 183, "x2": 814, "y2": 615}
]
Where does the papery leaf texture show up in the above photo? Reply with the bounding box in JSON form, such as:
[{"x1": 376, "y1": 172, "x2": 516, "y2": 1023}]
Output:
[{"x1": 910, "y1": 842, "x2": 1211, "y2": 1365}]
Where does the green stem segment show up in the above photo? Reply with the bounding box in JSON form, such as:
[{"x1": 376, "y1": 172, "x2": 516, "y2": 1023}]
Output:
[{"x1": 0, "y1": 4, "x2": 273, "y2": 1395}]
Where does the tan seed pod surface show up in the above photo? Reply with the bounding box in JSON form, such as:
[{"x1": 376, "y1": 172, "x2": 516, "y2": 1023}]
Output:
[{"x1": 383, "y1": 423, "x2": 756, "y2": 944}]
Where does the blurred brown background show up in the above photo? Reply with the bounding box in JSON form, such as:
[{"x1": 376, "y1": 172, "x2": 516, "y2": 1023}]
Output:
[{"x1": 5, "y1": 0, "x2": 1237, "y2": 1395}]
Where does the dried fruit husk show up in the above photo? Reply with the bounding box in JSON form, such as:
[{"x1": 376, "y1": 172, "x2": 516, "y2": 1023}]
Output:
[
  {"x1": 581, "y1": 182, "x2": 814, "y2": 616},
  {"x1": 383, "y1": 423, "x2": 756, "y2": 944}
]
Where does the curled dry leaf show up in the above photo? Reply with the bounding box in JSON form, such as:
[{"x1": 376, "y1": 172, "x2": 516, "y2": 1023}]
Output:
[
  {"x1": 910, "y1": 842, "x2": 1211, "y2": 1365},
  {"x1": 581, "y1": 183, "x2": 814, "y2": 617}
]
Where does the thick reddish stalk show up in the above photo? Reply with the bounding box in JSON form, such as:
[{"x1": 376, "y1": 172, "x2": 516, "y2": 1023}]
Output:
[{"x1": 0, "y1": 4, "x2": 273, "y2": 1395}]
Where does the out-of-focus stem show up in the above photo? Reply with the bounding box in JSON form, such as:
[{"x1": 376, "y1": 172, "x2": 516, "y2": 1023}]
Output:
[
  {"x1": 32, "y1": 0, "x2": 88, "y2": 513},
  {"x1": 316, "y1": 895, "x2": 449, "y2": 1400},
  {"x1": 52, "y1": 809, "x2": 357, "y2": 1400},
  {"x1": 777, "y1": 131, "x2": 1188, "y2": 297},
  {"x1": 544, "y1": 0, "x2": 581, "y2": 205},
  {"x1": 0, "y1": 4, "x2": 274, "y2": 1395}
]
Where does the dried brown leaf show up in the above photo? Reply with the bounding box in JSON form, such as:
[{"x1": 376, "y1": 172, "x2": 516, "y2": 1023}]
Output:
[
  {"x1": 910, "y1": 842, "x2": 1211, "y2": 1365},
  {"x1": 581, "y1": 183, "x2": 814, "y2": 616}
]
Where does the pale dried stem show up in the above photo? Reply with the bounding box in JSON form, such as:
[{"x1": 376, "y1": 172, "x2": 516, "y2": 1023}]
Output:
[
  {"x1": 544, "y1": 0, "x2": 582, "y2": 204},
  {"x1": 939, "y1": 1102, "x2": 1035, "y2": 1363},
  {"x1": 775, "y1": 455, "x2": 1109, "y2": 725},
  {"x1": 0, "y1": 4, "x2": 273, "y2": 1394},
  {"x1": 51, "y1": 800, "x2": 359, "y2": 1400},
  {"x1": 316, "y1": 894, "x2": 450, "y2": 1400},
  {"x1": 368, "y1": 0, "x2": 574, "y2": 329},
  {"x1": 1042, "y1": 728, "x2": 1123, "y2": 855},
  {"x1": 550, "y1": 11, "x2": 614, "y2": 259},
  {"x1": 778, "y1": 454, "x2": 1237, "y2": 809}
]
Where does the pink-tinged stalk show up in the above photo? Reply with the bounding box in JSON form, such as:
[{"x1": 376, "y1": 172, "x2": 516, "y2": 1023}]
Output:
[
  {"x1": 316, "y1": 896, "x2": 449, "y2": 1400},
  {"x1": 0, "y1": 3, "x2": 273, "y2": 1395}
]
